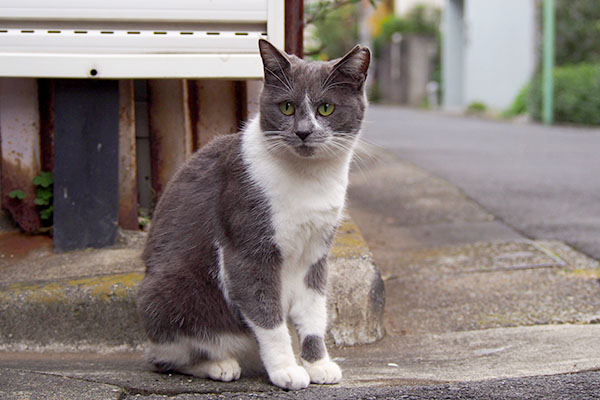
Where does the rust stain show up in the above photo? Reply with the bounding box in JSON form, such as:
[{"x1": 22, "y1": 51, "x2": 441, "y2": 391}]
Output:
[
  {"x1": 1, "y1": 159, "x2": 42, "y2": 233},
  {"x1": 0, "y1": 230, "x2": 52, "y2": 259},
  {"x1": 38, "y1": 79, "x2": 55, "y2": 172}
]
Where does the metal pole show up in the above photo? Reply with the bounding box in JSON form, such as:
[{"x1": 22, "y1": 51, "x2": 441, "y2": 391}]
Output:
[{"x1": 542, "y1": 0, "x2": 555, "y2": 125}]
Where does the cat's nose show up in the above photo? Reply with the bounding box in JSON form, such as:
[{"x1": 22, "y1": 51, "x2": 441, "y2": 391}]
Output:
[{"x1": 296, "y1": 131, "x2": 312, "y2": 141}]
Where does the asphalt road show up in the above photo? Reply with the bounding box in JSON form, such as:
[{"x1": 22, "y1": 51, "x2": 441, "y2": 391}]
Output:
[{"x1": 362, "y1": 106, "x2": 600, "y2": 260}]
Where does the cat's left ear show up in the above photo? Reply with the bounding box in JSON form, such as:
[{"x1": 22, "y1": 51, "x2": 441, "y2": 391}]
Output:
[
  {"x1": 258, "y1": 39, "x2": 292, "y2": 88},
  {"x1": 330, "y1": 45, "x2": 371, "y2": 90}
]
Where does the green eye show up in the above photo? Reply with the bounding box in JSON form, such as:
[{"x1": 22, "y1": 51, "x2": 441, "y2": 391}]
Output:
[
  {"x1": 279, "y1": 101, "x2": 295, "y2": 116},
  {"x1": 317, "y1": 103, "x2": 335, "y2": 116}
]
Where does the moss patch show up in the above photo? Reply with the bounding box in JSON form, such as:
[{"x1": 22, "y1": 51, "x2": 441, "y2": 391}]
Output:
[
  {"x1": 330, "y1": 219, "x2": 371, "y2": 259},
  {"x1": 0, "y1": 272, "x2": 144, "y2": 303}
]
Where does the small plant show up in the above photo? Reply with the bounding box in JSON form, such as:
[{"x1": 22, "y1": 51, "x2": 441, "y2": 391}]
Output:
[
  {"x1": 466, "y1": 101, "x2": 487, "y2": 114},
  {"x1": 138, "y1": 207, "x2": 152, "y2": 231},
  {"x1": 33, "y1": 171, "x2": 53, "y2": 222},
  {"x1": 9, "y1": 189, "x2": 26, "y2": 200},
  {"x1": 8, "y1": 172, "x2": 53, "y2": 221},
  {"x1": 5, "y1": 171, "x2": 53, "y2": 232}
]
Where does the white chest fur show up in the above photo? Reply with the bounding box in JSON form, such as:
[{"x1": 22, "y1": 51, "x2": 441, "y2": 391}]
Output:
[{"x1": 242, "y1": 119, "x2": 352, "y2": 270}]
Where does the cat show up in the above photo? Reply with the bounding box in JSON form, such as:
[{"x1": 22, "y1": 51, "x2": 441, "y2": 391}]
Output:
[{"x1": 137, "y1": 39, "x2": 370, "y2": 390}]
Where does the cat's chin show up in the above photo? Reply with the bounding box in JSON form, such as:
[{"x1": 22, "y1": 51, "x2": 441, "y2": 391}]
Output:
[{"x1": 292, "y1": 145, "x2": 316, "y2": 158}]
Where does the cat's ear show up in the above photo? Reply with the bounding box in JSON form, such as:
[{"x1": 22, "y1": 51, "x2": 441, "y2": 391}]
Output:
[
  {"x1": 329, "y1": 45, "x2": 371, "y2": 90},
  {"x1": 258, "y1": 39, "x2": 292, "y2": 89}
]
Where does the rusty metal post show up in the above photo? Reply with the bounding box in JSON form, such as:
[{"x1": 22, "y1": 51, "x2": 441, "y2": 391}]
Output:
[
  {"x1": 285, "y1": 0, "x2": 304, "y2": 57},
  {"x1": 147, "y1": 79, "x2": 193, "y2": 199},
  {"x1": 38, "y1": 79, "x2": 54, "y2": 173},
  {"x1": 0, "y1": 78, "x2": 42, "y2": 233},
  {"x1": 118, "y1": 80, "x2": 138, "y2": 230},
  {"x1": 188, "y1": 80, "x2": 242, "y2": 150}
]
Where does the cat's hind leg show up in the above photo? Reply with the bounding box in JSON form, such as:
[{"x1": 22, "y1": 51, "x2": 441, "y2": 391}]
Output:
[
  {"x1": 145, "y1": 335, "x2": 252, "y2": 382},
  {"x1": 180, "y1": 358, "x2": 241, "y2": 382}
]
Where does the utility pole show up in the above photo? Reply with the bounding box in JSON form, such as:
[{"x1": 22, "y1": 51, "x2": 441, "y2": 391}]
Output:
[{"x1": 542, "y1": 0, "x2": 555, "y2": 125}]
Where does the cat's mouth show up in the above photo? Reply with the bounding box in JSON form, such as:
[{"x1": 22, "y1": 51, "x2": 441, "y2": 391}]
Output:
[{"x1": 294, "y1": 144, "x2": 316, "y2": 157}]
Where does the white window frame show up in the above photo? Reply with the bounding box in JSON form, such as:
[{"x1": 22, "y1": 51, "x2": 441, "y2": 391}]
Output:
[{"x1": 0, "y1": 0, "x2": 284, "y2": 79}]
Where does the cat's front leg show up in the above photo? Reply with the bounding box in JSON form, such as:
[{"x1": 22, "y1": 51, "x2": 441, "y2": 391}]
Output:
[
  {"x1": 223, "y1": 248, "x2": 309, "y2": 390},
  {"x1": 291, "y1": 258, "x2": 342, "y2": 385},
  {"x1": 250, "y1": 323, "x2": 310, "y2": 390},
  {"x1": 299, "y1": 334, "x2": 342, "y2": 384}
]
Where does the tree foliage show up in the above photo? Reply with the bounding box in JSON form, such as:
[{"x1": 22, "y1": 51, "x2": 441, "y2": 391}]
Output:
[
  {"x1": 305, "y1": 0, "x2": 362, "y2": 59},
  {"x1": 554, "y1": 0, "x2": 600, "y2": 66}
]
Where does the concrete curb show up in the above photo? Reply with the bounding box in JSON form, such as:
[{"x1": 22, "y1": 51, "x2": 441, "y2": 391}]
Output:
[{"x1": 0, "y1": 218, "x2": 385, "y2": 351}]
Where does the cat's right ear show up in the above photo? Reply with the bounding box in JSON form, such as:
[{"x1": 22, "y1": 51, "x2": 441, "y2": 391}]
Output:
[{"x1": 258, "y1": 39, "x2": 292, "y2": 89}]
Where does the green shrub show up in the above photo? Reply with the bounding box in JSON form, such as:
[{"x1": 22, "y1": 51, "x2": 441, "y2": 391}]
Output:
[
  {"x1": 502, "y1": 84, "x2": 530, "y2": 118},
  {"x1": 529, "y1": 63, "x2": 600, "y2": 125}
]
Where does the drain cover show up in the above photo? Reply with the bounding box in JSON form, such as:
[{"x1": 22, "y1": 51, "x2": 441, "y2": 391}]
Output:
[{"x1": 437, "y1": 241, "x2": 568, "y2": 273}]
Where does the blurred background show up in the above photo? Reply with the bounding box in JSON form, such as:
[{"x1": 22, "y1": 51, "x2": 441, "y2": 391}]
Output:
[
  {"x1": 0, "y1": 0, "x2": 598, "y2": 252},
  {"x1": 305, "y1": 0, "x2": 600, "y2": 124}
]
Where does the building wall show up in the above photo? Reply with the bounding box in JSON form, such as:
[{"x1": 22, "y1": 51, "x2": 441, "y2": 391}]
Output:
[
  {"x1": 442, "y1": 0, "x2": 536, "y2": 111},
  {"x1": 463, "y1": 0, "x2": 536, "y2": 110},
  {"x1": 442, "y1": 0, "x2": 465, "y2": 109}
]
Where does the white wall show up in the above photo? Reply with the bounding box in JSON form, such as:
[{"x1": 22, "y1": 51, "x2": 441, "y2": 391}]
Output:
[{"x1": 463, "y1": 0, "x2": 535, "y2": 110}]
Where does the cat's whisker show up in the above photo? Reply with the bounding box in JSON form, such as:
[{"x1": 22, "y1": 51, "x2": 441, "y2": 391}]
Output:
[
  {"x1": 264, "y1": 83, "x2": 294, "y2": 94},
  {"x1": 264, "y1": 66, "x2": 293, "y2": 94},
  {"x1": 321, "y1": 81, "x2": 359, "y2": 94},
  {"x1": 270, "y1": 53, "x2": 295, "y2": 93}
]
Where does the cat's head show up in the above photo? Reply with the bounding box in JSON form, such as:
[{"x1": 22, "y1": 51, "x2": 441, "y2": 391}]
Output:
[{"x1": 258, "y1": 39, "x2": 370, "y2": 160}]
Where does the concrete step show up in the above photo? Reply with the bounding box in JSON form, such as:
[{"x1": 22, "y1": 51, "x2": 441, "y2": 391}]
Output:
[{"x1": 0, "y1": 218, "x2": 384, "y2": 352}]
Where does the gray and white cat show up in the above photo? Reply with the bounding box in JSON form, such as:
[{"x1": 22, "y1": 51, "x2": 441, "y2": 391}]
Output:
[{"x1": 137, "y1": 39, "x2": 370, "y2": 390}]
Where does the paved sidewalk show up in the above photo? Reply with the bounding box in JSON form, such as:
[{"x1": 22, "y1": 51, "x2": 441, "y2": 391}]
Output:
[{"x1": 1, "y1": 140, "x2": 600, "y2": 399}]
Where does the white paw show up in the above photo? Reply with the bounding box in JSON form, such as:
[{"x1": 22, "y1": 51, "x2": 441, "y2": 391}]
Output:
[
  {"x1": 268, "y1": 365, "x2": 310, "y2": 390},
  {"x1": 304, "y1": 359, "x2": 342, "y2": 384},
  {"x1": 207, "y1": 359, "x2": 241, "y2": 382}
]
